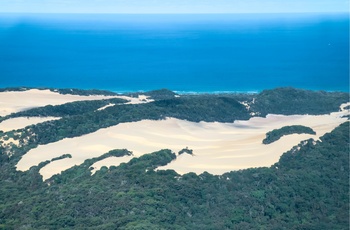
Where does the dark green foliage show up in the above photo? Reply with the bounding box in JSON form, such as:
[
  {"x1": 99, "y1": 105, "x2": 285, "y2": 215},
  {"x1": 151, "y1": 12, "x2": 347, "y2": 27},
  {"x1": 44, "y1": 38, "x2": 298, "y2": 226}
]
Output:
[
  {"x1": 1, "y1": 98, "x2": 127, "y2": 120},
  {"x1": 341, "y1": 114, "x2": 350, "y2": 119},
  {"x1": 0, "y1": 87, "x2": 34, "y2": 92},
  {"x1": 251, "y1": 87, "x2": 348, "y2": 116},
  {"x1": 85, "y1": 149, "x2": 133, "y2": 168},
  {"x1": 51, "y1": 88, "x2": 119, "y2": 96},
  {"x1": 106, "y1": 149, "x2": 133, "y2": 158},
  {"x1": 31, "y1": 154, "x2": 73, "y2": 172},
  {"x1": 154, "y1": 96, "x2": 250, "y2": 122},
  {"x1": 178, "y1": 147, "x2": 193, "y2": 155},
  {"x1": 263, "y1": 125, "x2": 316, "y2": 144},
  {"x1": 51, "y1": 154, "x2": 72, "y2": 162},
  {"x1": 144, "y1": 89, "x2": 178, "y2": 100},
  {"x1": 127, "y1": 88, "x2": 177, "y2": 100},
  {"x1": 47, "y1": 149, "x2": 136, "y2": 185}
]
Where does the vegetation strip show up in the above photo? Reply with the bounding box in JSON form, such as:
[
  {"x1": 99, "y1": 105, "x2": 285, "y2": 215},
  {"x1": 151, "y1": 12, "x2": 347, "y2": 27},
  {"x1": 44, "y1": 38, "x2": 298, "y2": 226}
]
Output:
[{"x1": 263, "y1": 125, "x2": 316, "y2": 144}]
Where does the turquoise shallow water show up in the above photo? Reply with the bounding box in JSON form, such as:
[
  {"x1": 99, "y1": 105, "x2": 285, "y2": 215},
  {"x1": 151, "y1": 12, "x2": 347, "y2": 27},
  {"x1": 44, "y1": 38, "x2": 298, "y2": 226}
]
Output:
[{"x1": 0, "y1": 13, "x2": 348, "y2": 93}]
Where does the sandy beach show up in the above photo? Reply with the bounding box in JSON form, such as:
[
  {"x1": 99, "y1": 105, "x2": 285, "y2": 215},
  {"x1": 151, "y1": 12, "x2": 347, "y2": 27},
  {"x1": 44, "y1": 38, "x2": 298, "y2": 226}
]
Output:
[{"x1": 14, "y1": 102, "x2": 349, "y2": 180}]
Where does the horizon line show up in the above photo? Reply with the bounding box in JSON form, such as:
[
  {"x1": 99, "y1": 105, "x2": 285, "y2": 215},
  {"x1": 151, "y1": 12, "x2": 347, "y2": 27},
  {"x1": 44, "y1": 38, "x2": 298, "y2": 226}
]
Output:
[{"x1": 0, "y1": 11, "x2": 348, "y2": 15}]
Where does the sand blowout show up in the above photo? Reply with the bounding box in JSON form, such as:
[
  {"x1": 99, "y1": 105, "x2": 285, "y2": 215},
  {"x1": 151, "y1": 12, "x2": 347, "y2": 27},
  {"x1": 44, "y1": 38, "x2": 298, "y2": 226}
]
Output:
[{"x1": 15, "y1": 103, "x2": 348, "y2": 180}]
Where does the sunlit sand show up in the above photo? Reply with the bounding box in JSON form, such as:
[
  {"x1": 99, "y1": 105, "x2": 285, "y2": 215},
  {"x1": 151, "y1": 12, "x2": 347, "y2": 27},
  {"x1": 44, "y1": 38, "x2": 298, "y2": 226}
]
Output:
[
  {"x1": 0, "y1": 89, "x2": 153, "y2": 116},
  {"x1": 0, "y1": 117, "x2": 61, "y2": 132},
  {"x1": 15, "y1": 102, "x2": 349, "y2": 180}
]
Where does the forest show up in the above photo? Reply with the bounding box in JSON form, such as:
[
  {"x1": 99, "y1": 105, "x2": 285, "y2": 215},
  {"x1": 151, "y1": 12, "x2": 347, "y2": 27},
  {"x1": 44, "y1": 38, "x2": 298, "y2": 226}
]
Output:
[
  {"x1": 0, "y1": 87, "x2": 348, "y2": 229},
  {"x1": 263, "y1": 125, "x2": 316, "y2": 144}
]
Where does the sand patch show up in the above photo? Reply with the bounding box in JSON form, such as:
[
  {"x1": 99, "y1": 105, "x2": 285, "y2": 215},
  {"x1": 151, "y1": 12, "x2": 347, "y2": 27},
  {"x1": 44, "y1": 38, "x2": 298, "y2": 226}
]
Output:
[
  {"x1": 97, "y1": 103, "x2": 115, "y2": 111},
  {"x1": 0, "y1": 89, "x2": 153, "y2": 116},
  {"x1": 0, "y1": 117, "x2": 60, "y2": 132},
  {"x1": 2, "y1": 137, "x2": 19, "y2": 146},
  {"x1": 16, "y1": 103, "x2": 349, "y2": 180}
]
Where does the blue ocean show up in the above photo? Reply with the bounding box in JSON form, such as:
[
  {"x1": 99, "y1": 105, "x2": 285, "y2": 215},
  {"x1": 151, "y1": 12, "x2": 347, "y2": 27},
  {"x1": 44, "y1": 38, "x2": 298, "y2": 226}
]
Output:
[{"x1": 0, "y1": 13, "x2": 348, "y2": 93}]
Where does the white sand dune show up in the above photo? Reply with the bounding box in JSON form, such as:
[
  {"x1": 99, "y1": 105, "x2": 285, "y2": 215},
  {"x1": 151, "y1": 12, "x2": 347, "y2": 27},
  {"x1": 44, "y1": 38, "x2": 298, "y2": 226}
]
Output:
[
  {"x1": 0, "y1": 117, "x2": 60, "y2": 132},
  {"x1": 15, "y1": 102, "x2": 349, "y2": 180},
  {"x1": 0, "y1": 89, "x2": 153, "y2": 116}
]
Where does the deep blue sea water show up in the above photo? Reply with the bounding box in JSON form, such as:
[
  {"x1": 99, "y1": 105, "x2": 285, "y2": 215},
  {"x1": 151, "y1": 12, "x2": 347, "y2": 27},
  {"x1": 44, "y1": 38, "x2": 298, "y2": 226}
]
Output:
[{"x1": 0, "y1": 13, "x2": 348, "y2": 93}]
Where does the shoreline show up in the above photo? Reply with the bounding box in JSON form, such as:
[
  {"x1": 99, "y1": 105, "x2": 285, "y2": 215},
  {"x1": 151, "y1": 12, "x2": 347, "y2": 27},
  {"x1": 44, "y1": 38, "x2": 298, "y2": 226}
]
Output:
[{"x1": 0, "y1": 86, "x2": 348, "y2": 96}]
